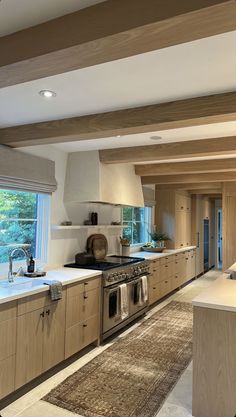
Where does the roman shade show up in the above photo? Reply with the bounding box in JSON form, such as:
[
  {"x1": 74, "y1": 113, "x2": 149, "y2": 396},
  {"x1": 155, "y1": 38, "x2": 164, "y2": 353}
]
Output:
[{"x1": 0, "y1": 146, "x2": 57, "y2": 193}]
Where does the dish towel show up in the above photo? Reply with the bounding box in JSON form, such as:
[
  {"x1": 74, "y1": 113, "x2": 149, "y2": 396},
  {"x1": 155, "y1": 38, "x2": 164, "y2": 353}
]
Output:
[
  {"x1": 120, "y1": 283, "x2": 129, "y2": 320},
  {"x1": 141, "y1": 275, "x2": 148, "y2": 303},
  {"x1": 44, "y1": 280, "x2": 63, "y2": 301}
]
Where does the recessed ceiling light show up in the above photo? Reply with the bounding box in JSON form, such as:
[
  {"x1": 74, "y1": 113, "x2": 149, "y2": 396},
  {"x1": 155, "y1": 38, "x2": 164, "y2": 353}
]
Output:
[
  {"x1": 150, "y1": 135, "x2": 162, "y2": 141},
  {"x1": 39, "y1": 90, "x2": 57, "y2": 98}
]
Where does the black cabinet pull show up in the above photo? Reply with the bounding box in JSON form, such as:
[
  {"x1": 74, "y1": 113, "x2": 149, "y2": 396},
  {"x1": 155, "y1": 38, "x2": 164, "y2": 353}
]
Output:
[
  {"x1": 84, "y1": 295, "x2": 88, "y2": 299},
  {"x1": 84, "y1": 282, "x2": 88, "y2": 286},
  {"x1": 83, "y1": 324, "x2": 87, "y2": 328},
  {"x1": 46, "y1": 309, "x2": 50, "y2": 316},
  {"x1": 40, "y1": 311, "x2": 45, "y2": 318},
  {"x1": 153, "y1": 287, "x2": 156, "y2": 290}
]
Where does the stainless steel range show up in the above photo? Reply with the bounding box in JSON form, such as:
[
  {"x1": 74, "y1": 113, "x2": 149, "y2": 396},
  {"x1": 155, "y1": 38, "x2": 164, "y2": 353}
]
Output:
[
  {"x1": 65, "y1": 255, "x2": 150, "y2": 340},
  {"x1": 102, "y1": 256, "x2": 150, "y2": 340}
]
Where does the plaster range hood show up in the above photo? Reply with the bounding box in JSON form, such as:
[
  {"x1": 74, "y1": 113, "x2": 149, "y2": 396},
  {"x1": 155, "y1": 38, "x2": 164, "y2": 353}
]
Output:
[{"x1": 64, "y1": 151, "x2": 144, "y2": 207}]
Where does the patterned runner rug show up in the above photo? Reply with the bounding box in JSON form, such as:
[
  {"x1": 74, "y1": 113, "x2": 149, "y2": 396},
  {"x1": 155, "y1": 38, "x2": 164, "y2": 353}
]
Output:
[{"x1": 44, "y1": 301, "x2": 193, "y2": 417}]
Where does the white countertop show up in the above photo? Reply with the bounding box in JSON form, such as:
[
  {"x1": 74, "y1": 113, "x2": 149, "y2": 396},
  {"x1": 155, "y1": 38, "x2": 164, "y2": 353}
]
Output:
[
  {"x1": 132, "y1": 246, "x2": 196, "y2": 260},
  {"x1": 193, "y1": 262, "x2": 236, "y2": 312},
  {"x1": 0, "y1": 268, "x2": 101, "y2": 305}
]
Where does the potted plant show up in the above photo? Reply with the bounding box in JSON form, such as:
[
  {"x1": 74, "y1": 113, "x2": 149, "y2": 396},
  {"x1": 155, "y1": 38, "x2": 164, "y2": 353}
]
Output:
[
  {"x1": 149, "y1": 231, "x2": 170, "y2": 248},
  {"x1": 120, "y1": 237, "x2": 131, "y2": 256}
]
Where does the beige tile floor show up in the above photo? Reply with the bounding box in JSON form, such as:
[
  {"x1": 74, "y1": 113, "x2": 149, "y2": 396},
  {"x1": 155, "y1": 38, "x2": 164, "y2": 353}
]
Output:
[{"x1": 1, "y1": 269, "x2": 221, "y2": 417}]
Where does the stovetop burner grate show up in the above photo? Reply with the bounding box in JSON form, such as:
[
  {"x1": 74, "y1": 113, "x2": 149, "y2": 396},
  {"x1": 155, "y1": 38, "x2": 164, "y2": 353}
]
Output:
[{"x1": 64, "y1": 255, "x2": 145, "y2": 271}]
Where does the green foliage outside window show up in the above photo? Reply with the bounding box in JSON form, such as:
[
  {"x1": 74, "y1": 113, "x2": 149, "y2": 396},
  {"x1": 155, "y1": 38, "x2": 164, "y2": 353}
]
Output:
[{"x1": 0, "y1": 189, "x2": 38, "y2": 263}]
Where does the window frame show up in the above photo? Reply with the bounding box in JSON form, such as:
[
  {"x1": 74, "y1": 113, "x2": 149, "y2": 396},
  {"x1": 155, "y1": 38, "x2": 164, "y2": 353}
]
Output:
[
  {"x1": 0, "y1": 190, "x2": 50, "y2": 269},
  {"x1": 122, "y1": 206, "x2": 153, "y2": 246}
]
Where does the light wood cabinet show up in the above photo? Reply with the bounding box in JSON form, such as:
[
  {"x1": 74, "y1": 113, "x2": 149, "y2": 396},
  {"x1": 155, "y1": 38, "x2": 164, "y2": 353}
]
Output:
[
  {"x1": 0, "y1": 275, "x2": 101, "y2": 399},
  {"x1": 193, "y1": 306, "x2": 236, "y2": 417},
  {"x1": 0, "y1": 301, "x2": 17, "y2": 399},
  {"x1": 149, "y1": 250, "x2": 196, "y2": 306},
  {"x1": 15, "y1": 293, "x2": 66, "y2": 389},
  {"x1": 65, "y1": 277, "x2": 101, "y2": 359},
  {"x1": 42, "y1": 299, "x2": 66, "y2": 372},
  {"x1": 156, "y1": 189, "x2": 191, "y2": 249},
  {"x1": 15, "y1": 307, "x2": 44, "y2": 388}
]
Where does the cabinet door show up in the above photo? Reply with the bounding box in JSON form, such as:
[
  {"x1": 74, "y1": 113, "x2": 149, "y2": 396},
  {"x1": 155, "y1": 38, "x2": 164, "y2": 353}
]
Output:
[
  {"x1": 148, "y1": 275, "x2": 161, "y2": 305},
  {"x1": 0, "y1": 356, "x2": 16, "y2": 400},
  {"x1": 42, "y1": 298, "x2": 66, "y2": 372},
  {"x1": 185, "y1": 211, "x2": 192, "y2": 246},
  {"x1": 15, "y1": 308, "x2": 44, "y2": 389},
  {"x1": 175, "y1": 211, "x2": 187, "y2": 248},
  {"x1": 80, "y1": 315, "x2": 99, "y2": 350}
]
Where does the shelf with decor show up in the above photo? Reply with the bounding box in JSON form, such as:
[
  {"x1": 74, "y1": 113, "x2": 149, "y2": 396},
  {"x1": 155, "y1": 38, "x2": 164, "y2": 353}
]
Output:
[{"x1": 52, "y1": 225, "x2": 127, "y2": 230}]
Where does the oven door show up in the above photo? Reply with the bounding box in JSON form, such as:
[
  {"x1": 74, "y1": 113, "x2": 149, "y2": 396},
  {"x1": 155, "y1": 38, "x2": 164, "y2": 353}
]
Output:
[
  {"x1": 103, "y1": 284, "x2": 124, "y2": 334},
  {"x1": 128, "y1": 276, "x2": 148, "y2": 316}
]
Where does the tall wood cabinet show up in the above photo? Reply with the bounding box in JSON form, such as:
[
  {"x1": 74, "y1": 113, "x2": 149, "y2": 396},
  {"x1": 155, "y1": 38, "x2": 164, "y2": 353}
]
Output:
[{"x1": 155, "y1": 189, "x2": 191, "y2": 249}]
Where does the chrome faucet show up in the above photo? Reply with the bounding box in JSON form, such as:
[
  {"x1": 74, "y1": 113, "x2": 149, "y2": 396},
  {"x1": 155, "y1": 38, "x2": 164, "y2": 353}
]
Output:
[{"x1": 8, "y1": 247, "x2": 29, "y2": 283}]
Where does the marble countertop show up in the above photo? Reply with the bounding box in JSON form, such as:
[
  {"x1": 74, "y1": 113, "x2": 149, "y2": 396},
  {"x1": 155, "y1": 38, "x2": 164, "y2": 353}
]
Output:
[
  {"x1": 132, "y1": 246, "x2": 196, "y2": 260},
  {"x1": 0, "y1": 268, "x2": 101, "y2": 305},
  {"x1": 193, "y1": 262, "x2": 236, "y2": 312}
]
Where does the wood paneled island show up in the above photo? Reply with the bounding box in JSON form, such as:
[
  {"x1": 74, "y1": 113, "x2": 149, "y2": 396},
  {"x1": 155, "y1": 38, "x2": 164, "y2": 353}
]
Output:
[{"x1": 192, "y1": 265, "x2": 236, "y2": 417}]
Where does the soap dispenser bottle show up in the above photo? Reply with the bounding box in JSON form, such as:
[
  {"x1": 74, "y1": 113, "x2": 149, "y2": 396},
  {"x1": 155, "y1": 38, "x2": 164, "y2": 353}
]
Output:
[{"x1": 27, "y1": 255, "x2": 35, "y2": 273}]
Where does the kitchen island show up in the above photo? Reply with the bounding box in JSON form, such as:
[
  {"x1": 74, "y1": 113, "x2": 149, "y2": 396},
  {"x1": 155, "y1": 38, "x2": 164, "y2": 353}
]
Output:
[{"x1": 192, "y1": 264, "x2": 236, "y2": 417}]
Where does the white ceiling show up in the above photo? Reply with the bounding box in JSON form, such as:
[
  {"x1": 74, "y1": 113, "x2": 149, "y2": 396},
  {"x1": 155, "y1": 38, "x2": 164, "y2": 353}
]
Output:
[
  {"x1": 52, "y1": 121, "x2": 236, "y2": 157},
  {"x1": 0, "y1": 0, "x2": 105, "y2": 36},
  {"x1": 0, "y1": 31, "x2": 236, "y2": 130}
]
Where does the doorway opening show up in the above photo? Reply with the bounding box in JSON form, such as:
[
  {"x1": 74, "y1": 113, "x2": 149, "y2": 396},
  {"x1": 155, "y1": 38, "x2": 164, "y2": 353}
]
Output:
[
  {"x1": 217, "y1": 208, "x2": 222, "y2": 270},
  {"x1": 203, "y1": 219, "x2": 209, "y2": 272}
]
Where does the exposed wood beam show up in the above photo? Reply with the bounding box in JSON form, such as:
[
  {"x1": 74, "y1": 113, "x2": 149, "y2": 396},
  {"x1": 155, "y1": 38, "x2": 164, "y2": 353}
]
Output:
[
  {"x1": 189, "y1": 189, "x2": 222, "y2": 194},
  {"x1": 1, "y1": 0, "x2": 235, "y2": 88},
  {"x1": 100, "y1": 134, "x2": 236, "y2": 164},
  {"x1": 141, "y1": 172, "x2": 236, "y2": 184},
  {"x1": 135, "y1": 157, "x2": 236, "y2": 176},
  {"x1": 155, "y1": 182, "x2": 222, "y2": 190},
  {"x1": 2, "y1": 92, "x2": 236, "y2": 147}
]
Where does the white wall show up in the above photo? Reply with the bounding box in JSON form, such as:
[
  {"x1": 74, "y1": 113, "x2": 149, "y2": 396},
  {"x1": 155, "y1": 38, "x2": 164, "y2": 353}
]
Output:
[{"x1": 22, "y1": 145, "x2": 122, "y2": 267}]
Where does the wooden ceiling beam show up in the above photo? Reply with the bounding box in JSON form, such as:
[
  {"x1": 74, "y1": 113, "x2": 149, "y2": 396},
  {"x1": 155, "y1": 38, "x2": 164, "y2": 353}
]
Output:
[
  {"x1": 188, "y1": 189, "x2": 222, "y2": 194},
  {"x1": 100, "y1": 133, "x2": 236, "y2": 164},
  {"x1": 2, "y1": 92, "x2": 236, "y2": 147},
  {"x1": 155, "y1": 182, "x2": 222, "y2": 190},
  {"x1": 141, "y1": 172, "x2": 236, "y2": 184},
  {"x1": 135, "y1": 157, "x2": 236, "y2": 176},
  {"x1": 0, "y1": 0, "x2": 235, "y2": 88}
]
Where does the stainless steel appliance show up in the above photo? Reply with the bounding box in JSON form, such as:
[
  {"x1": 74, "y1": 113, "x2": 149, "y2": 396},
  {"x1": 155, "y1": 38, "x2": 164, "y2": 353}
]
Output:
[{"x1": 65, "y1": 255, "x2": 150, "y2": 340}]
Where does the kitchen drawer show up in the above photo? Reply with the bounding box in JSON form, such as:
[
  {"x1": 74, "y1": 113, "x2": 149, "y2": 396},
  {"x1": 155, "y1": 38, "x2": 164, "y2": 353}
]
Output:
[
  {"x1": 160, "y1": 255, "x2": 173, "y2": 265},
  {"x1": 65, "y1": 314, "x2": 99, "y2": 358},
  {"x1": 148, "y1": 282, "x2": 162, "y2": 305},
  {"x1": 66, "y1": 287, "x2": 100, "y2": 328},
  {"x1": 160, "y1": 262, "x2": 174, "y2": 279},
  {"x1": 160, "y1": 279, "x2": 172, "y2": 297},
  {"x1": 0, "y1": 301, "x2": 16, "y2": 323},
  {"x1": 149, "y1": 258, "x2": 161, "y2": 271},
  {"x1": 67, "y1": 277, "x2": 100, "y2": 297},
  {"x1": 171, "y1": 274, "x2": 181, "y2": 291},
  {"x1": 80, "y1": 315, "x2": 99, "y2": 351},
  {"x1": 173, "y1": 259, "x2": 181, "y2": 273},
  {"x1": 17, "y1": 290, "x2": 66, "y2": 315}
]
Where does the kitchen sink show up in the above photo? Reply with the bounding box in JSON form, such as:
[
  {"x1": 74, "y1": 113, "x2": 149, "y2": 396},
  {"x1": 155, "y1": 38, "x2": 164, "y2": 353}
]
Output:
[{"x1": 0, "y1": 277, "x2": 47, "y2": 290}]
